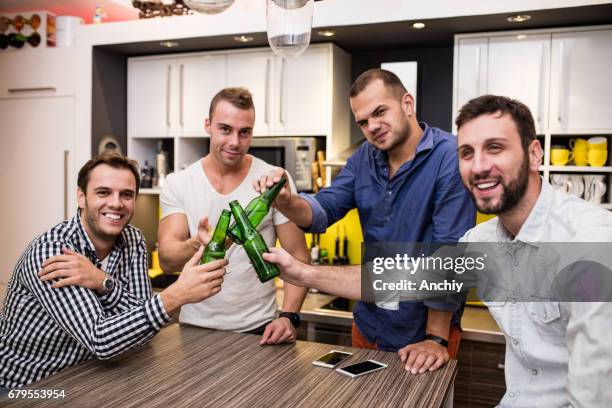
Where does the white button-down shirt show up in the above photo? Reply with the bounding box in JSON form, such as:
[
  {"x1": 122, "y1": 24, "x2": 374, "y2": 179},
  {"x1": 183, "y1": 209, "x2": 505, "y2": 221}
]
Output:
[{"x1": 462, "y1": 181, "x2": 612, "y2": 407}]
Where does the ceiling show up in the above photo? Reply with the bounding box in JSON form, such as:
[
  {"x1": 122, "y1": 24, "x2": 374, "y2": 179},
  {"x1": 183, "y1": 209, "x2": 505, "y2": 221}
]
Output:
[{"x1": 97, "y1": 3, "x2": 612, "y2": 56}]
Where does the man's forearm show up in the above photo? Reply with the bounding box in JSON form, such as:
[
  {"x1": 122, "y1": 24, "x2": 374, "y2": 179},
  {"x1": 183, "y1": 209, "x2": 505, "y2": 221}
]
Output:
[
  {"x1": 159, "y1": 237, "x2": 200, "y2": 272},
  {"x1": 425, "y1": 308, "x2": 452, "y2": 340},
  {"x1": 304, "y1": 264, "x2": 362, "y2": 300},
  {"x1": 276, "y1": 194, "x2": 314, "y2": 228},
  {"x1": 281, "y1": 241, "x2": 310, "y2": 312}
]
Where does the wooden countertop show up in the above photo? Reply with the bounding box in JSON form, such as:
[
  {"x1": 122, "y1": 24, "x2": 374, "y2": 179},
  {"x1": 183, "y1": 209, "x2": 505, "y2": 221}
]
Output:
[{"x1": 5, "y1": 324, "x2": 457, "y2": 408}]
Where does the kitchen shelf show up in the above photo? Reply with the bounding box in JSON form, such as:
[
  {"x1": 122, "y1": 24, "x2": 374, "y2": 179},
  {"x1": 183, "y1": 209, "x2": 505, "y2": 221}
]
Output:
[
  {"x1": 541, "y1": 165, "x2": 612, "y2": 173},
  {"x1": 130, "y1": 135, "x2": 175, "y2": 140},
  {"x1": 139, "y1": 188, "x2": 161, "y2": 195}
]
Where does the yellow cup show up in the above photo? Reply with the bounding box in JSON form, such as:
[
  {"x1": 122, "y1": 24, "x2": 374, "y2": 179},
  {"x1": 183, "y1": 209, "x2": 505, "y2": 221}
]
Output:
[
  {"x1": 551, "y1": 147, "x2": 573, "y2": 166},
  {"x1": 588, "y1": 149, "x2": 608, "y2": 167},
  {"x1": 570, "y1": 138, "x2": 588, "y2": 166},
  {"x1": 588, "y1": 137, "x2": 608, "y2": 151}
]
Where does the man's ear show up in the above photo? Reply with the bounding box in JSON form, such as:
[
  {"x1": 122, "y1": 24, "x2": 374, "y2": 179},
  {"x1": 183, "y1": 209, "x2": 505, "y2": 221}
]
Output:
[
  {"x1": 401, "y1": 92, "x2": 415, "y2": 117},
  {"x1": 529, "y1": 139, "x2": 543, "y2": 171},
  {"x1": 77, "y1": 188, "x2": 86, "y2": 210},
  {"x1": 204, "y1": 117, "x2": 211, "y2": 136}
]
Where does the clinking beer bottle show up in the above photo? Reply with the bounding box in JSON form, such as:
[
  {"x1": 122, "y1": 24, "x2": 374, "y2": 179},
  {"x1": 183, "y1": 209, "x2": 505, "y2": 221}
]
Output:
[
  {"x1": 226, "y1": 174, "x2": 287, "y2": 244},
  {"x1": 229, "y1": 200, "x2": 280, "y2": 283},
  {"x1": 201, "y1": 209, "x2": 231, "y2": 264}
]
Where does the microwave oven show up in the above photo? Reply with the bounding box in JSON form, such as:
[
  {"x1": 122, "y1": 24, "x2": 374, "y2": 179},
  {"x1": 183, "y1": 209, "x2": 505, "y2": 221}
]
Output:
[{"x1": 249, "y1": 136, "x2": 325, "y2": 192}]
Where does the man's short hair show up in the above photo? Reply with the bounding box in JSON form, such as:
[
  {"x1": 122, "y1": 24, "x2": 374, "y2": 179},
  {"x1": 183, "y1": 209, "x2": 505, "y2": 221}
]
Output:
[
  {"x1": 455, "y1": 95, "x2": 537, "y2": 152},
  {"x1": 77, "y1": 153, "x2": 141, "y2": 195},
  {"x1": 350, "y1": 68, "x2": 408, "y2": 100},
  {"x1": 209, "y1": 87, "x2": 255, "y2": 120}
]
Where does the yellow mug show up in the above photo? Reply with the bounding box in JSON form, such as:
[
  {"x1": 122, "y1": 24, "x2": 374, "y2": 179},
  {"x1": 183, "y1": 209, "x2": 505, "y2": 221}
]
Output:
[
  {"x1": 588, "y1": 149, "x2": 608, "y2": 167},
  {"x1": 569, "y1": 138, "x2": 588, "y2": 166},
  {"x1": 588, "y1": 137, "x2": 608, "y2": 151},
  {"x1": 551, "y1": 146, "x2": 573, "y2": 166}
]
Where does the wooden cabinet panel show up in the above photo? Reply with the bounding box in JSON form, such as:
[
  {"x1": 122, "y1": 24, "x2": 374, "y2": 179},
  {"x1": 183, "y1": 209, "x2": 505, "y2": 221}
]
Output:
[{"x1": 454, "y1": 340, "x2": 506, "y2": 408}]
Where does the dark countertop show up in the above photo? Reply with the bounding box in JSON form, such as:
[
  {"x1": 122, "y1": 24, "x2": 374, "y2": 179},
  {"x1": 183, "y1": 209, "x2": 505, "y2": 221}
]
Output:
[
  {"x1": 4, "y1": 324, "x2": 457, "y2": 408},
  {"x1": 277, "y1": 289, "x2": 505, "y2": 344}
]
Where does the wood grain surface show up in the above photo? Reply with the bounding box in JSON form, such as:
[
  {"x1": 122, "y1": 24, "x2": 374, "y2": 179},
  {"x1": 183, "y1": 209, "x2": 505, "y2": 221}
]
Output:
[{"x1": 3, "y1": 323, "x2": 457, "y2": 408}]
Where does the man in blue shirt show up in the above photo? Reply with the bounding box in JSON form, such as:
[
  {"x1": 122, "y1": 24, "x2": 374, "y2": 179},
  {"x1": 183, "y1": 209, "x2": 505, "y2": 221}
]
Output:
[{"x1": 255, "y1": 69, "x2": 475, "y2": 373}]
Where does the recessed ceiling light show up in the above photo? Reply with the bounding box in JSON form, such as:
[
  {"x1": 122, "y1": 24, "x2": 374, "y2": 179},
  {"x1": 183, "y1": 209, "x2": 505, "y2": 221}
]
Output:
[
  {"x1": 317, "y1": 29, "x2": 336, "y2": 37},
  {"x1": 411, "y1": 22, "x2": 426, "y2": 30},
  {"x1": 507, "y1": 14, "x2": 531, "y2": 23},
  {"x1": 234, "y1": 35, "x2": 254, "y2": 43},
  {"x1": 516, "y1": 34, "x2": 527, "y2": 40},
  {"x1": 159, "y1": 41, "x2": 179, "y2": 48}
]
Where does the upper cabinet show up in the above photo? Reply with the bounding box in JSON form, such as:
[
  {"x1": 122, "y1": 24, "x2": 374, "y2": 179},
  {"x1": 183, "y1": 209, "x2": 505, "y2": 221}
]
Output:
[
  {"x1": 226, "y1": 50, "x2": 275, "y2": 135},
  {"x1": 129, "y1": 44, "x2": 350, "y2": 142},
  {"x1": 454, "y1": 37, "x2": 488, "y2": 119},
  {"x1": 453, "y1": 26, "x2": 612, "y2": 134},
  {"x1": 549, "y1": 29, "x2": 612, "y2": 132},
  {"x1": 128, "y1": 54, "x2": 227, "y2": 138},
  {"x1": 487, "y1": 34, "x2": 551, "y2": 133}
]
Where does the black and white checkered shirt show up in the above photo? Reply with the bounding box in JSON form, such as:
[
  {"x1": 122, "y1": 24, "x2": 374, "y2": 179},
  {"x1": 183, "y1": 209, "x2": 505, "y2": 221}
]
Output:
[{"x1": 0, "y1": 213, "x2": 170, "y2": 388}]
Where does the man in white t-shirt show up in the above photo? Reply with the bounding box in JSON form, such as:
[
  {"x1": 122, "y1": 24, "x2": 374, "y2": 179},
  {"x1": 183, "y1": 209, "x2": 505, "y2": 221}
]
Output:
[{"x1": 158, "y1": 87, "x2": 309, "y2": 345}]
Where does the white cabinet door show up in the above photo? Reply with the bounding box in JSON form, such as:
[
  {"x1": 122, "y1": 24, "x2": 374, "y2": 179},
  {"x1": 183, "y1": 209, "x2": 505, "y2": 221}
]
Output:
[
  {"x1": 179, "y1": 54, "x2": 227, "y2": 136},
  {"x1": 454, "y1": 37, "x2": 488, "y2": 122},
  {"x1": 128, "y1": 58, "x2": 178, "y2": 137},
  {"x1": 550, "y1": 29, "x2": 612, "y2": 131},
  {"x1": 278, "y1": 46, "x2": 331, "y2": 136},
  {"x1": 487, "y1": 34, "x2": 551, "y2": 133},
  {"x1": 226, "y1": 51, "x2": 275, "y2": 136},
  {"x1": 0, "y1": 97, "x2": 74, "y2": 289}
]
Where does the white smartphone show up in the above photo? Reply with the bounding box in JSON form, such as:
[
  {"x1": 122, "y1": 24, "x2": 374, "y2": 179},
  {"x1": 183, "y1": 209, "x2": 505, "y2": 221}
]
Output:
[
  {"x1": 312, "y1": 350, "x2": 353, "y2": 368},
  {"x1": 335, "y1": 359, "x2": 388, "y2": 378}
]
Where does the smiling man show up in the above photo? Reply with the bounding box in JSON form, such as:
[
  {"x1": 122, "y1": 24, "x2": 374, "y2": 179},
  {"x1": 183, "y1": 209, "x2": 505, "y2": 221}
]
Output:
[
  {"x1": 157, "y1": 88, "x2": 309, "y2": 345},
  {"x1": 0, "y1": 154, "x2": 227, "y2": 390}
]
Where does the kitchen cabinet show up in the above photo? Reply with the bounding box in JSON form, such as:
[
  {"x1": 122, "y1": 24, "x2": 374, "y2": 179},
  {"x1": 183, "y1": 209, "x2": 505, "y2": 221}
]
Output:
[
  {"x1": 487, "y1": 34, "x2": 551, "y2": 134},
  {"x1": 226, "y1": 44, "x2": 350, "y2": 139},
  {"x1": 453, "y1": 25, "x2": 612, "y2": 210},
  {"x1": 226, "y1": 50, "x2": 274, "y2": 135},
  {"x1": 128, "y1": 54, "x2": 227, "y2": 138},
  {"x1": 179, "y1": 54, "x2": 227, "y2": 136},
  {"x1": 549, "y1": 29, "x2": 612, "y2": 132},
  {"x1": 454, "y1": 340, "x2": 506, "y2": 408},
  {"x1": 454, "y1": 37, "x2": 488, "y2": 118},
  {"x1": 0, "y1": 48, "x2": 76, "y2": 300}
]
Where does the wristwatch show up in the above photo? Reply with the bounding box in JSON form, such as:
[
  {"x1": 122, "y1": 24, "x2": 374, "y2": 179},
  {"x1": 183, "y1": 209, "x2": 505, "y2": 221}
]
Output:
[
  {"x1": 100, "y1": 275, "x2": 115, "y2": 295},
  {"x1": 279, "y1": 312, "x2": 301, "y2": 329},
  {"x1": 425, "y1": 334, "x2": 449, "y2": 348}
]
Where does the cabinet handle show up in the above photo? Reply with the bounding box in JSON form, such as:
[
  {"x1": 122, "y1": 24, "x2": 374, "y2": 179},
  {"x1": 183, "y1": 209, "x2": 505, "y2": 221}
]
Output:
[
  {"x1": 179, "y1": 64, "x2": 184, "y2": 127},
  {"x1": 8, "y1": 87, "x2": 56, "y2": 93},
  {"x1": 557, "y1": 41, "x2": 564, "y2": 124},
  {"x1": 475, "y1": 45, "x2": 481, "y2": 96},
  {"x1": 279, "y1": 57, "x2": 286, "y2": 125},
  {"x1": 537, "y1": 43, "x2": 545, "y2": 128},
  {"x1": 166, "y1": 64, "x2": 172, "y2": 128},
  {"x1": 497, "y1": 363, "x2": 505, "y2": 370},
  {"x1": 265, "y1": 58, "x2": 270, "y2": 125},
  {"x1": 63, "y1": 150, "x2": 69, "y2": 219}
]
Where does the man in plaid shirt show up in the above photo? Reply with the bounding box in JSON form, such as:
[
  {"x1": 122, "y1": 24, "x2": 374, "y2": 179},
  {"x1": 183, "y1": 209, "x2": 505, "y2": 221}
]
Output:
[{"x1": 0, "y1": 154, "x2": 226, "y2": 390}]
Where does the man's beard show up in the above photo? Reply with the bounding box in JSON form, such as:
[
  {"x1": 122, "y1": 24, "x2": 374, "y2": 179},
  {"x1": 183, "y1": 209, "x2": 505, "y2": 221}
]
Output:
[
  {"x1": 471, "y1": 154, "x2": 530, "y2": 215},
  {"x1": 382, "y1": 120, "x2": 411, "y2": 153}
]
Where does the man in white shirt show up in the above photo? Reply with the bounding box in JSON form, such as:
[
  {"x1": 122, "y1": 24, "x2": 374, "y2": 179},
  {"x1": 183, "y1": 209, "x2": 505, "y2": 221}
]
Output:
[
  {"x1": 158, "y1": 87, "x2": 309, "y2": 345},
  {"x1": 263, "y1": 95, "x2": 612, "y2": 406}
]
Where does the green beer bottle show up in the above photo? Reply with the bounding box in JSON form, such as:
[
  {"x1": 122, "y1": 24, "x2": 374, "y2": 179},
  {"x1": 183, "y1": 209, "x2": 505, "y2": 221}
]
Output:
[
  {"x1": 201, "y1": 209, "x2": 231, "y2": 264},
  {"x1": 227, "y1": 174, "x2": 287, "y2": 244},
  {"x1": 229, "y1": 200, "x2": 280, "y2": 283}
]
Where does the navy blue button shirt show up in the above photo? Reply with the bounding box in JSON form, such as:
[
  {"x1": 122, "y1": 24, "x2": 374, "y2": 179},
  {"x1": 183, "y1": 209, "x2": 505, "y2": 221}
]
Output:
[{"x1": 301, "y1": 123, "x2": 476, "y2": 351}]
